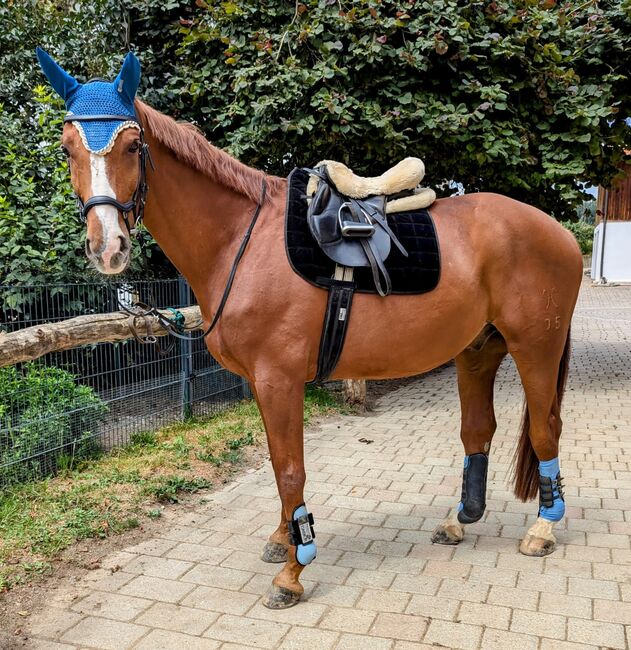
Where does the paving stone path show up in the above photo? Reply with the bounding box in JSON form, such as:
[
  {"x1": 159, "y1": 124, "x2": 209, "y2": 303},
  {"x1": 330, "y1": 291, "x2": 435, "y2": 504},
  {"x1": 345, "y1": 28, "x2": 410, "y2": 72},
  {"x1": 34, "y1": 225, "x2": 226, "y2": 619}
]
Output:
[{"x1": 26, "y1": 279, "x2": 631, "y2": 650}]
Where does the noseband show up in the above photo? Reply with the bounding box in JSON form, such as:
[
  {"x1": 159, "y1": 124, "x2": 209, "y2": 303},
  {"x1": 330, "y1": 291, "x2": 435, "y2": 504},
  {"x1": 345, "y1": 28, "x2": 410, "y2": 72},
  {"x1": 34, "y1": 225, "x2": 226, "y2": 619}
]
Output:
[{"x1": 63, "y1": 113, "x2": 154, "y2": 235}]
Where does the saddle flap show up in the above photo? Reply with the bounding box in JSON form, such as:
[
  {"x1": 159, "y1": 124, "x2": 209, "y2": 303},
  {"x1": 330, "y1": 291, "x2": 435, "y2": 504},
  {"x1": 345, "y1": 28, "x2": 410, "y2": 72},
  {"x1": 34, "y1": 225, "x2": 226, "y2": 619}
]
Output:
[
  {"x1": 308, "y1": 179, "x2": 339, "y2": 245},
  {"x1": 307, "y1": 175, "x2": 391, "y2": 268},
  {"x1": 321, "y1": 227, "x2": 390, "y2": 268}
]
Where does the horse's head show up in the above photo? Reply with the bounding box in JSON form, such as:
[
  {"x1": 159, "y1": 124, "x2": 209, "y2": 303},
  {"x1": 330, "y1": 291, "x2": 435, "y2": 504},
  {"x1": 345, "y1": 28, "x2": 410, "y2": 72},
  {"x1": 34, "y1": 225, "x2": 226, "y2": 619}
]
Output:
[{"x1": 37, "y1": 48, "x2": 146, "y2": 275}]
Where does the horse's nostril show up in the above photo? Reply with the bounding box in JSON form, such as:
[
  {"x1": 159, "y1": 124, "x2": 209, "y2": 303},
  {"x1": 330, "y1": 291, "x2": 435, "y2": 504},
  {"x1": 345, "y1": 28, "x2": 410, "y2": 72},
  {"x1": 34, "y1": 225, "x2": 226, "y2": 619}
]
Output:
[
  {"x1": 85, "y1": 238, "x2": 94, "y2": 256},
  {"x1": 118, "y1": 235, "x2": 130, "y2": 255},
  {"x1": 110, "y1": 252, "x2": 123, "y2": 269}
]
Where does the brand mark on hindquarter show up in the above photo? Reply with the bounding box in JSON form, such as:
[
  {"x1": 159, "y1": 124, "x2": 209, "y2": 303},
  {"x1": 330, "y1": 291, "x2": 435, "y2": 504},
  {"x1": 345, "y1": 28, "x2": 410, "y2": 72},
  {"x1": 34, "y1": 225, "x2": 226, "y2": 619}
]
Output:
[{"x1": 543, "y1": 288, "x2": 561, "y2": 330}]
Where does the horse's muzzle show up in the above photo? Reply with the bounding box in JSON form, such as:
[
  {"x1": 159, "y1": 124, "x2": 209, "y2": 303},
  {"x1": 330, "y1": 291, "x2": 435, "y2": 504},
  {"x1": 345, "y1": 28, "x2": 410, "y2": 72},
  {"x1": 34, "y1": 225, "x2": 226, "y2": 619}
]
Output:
[{"x1": 86, "y1": 234, "x2": 130, "y2": 274}]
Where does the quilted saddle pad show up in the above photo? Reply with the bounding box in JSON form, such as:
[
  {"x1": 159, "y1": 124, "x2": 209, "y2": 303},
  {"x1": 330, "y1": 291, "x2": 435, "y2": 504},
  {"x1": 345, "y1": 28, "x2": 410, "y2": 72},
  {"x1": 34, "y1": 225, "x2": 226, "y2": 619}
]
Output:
[{"x1": 285, "y1": 168, "x2": 441, "y2": 294}]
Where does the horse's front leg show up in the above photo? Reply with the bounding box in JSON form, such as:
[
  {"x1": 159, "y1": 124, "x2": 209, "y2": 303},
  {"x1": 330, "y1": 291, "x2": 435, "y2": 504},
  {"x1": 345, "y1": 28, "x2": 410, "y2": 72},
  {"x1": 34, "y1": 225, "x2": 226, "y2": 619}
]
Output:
[
  {"x1": 261, "y1": 515, "x2": 290, "y2": 563},
  {"x1": 252, "y1": 376, "x2": 314, "y2": 609}
]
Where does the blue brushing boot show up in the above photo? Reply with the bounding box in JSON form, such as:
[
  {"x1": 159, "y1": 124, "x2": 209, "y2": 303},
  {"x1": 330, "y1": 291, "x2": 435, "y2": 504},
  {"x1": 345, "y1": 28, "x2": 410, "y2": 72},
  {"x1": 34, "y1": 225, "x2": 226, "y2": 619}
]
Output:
[
  {"x1": 288, "y1": 503, "x2": 317, "y2": 566},
  {"x1": 538, "y1": 457, "x2": 565, "y2": 522},
  {"x1": 457, "y1": 453, "x2": 488, "y2": 524}
]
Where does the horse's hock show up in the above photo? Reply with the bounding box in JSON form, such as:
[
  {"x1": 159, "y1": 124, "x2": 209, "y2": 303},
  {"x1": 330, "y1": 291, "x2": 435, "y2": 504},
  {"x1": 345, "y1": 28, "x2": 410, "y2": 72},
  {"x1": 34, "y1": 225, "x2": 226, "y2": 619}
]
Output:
[{"x1": 23, "y1": 279, "x2": 631, "y2": 650}]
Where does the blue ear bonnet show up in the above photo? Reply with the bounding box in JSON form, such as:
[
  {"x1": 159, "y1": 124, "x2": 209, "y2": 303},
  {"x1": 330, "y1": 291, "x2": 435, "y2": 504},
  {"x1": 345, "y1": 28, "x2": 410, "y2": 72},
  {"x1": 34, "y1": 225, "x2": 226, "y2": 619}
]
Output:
[
  {"x1": 65, "y1": 81, "x2": 138, "y2": 154},
  {"x1": 36, "y1": 48, "x2": 141, "y2": 154}
]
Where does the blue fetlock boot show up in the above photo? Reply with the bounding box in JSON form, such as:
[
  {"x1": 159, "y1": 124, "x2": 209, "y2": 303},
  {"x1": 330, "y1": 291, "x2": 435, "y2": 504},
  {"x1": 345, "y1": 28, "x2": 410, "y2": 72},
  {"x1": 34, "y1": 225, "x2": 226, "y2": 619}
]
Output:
[
  {"x1": 288, "y1": 504, "x2": 317, "y2": 566},
  {"x1": 538, "y1": 458, "x2": 565, "y2": 522}
]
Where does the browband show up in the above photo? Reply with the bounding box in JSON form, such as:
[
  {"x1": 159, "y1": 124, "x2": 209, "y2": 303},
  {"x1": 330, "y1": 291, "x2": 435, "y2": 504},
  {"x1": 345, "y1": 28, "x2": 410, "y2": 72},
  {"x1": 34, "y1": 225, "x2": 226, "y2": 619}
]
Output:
[
  {"x1": 64, "y1": 114, "x2": 139, "y2": 123},
  {"x1": 65, "y1": 112, "x2": 151, "y2": 234}
]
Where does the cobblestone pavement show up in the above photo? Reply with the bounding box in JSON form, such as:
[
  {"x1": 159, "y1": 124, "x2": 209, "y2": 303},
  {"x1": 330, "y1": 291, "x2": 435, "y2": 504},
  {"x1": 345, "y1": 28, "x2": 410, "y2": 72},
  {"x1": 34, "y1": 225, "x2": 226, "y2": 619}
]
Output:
[{"x1": 26, "y1": 279, "x2": 631, "y2": 650}]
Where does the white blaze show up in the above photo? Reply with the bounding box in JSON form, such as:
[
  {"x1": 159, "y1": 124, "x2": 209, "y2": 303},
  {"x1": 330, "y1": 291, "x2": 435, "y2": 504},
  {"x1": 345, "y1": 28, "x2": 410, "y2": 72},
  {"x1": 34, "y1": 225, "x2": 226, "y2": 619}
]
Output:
[{"x1": 89, "y1": 153, "x2": 125, "y2": 271}]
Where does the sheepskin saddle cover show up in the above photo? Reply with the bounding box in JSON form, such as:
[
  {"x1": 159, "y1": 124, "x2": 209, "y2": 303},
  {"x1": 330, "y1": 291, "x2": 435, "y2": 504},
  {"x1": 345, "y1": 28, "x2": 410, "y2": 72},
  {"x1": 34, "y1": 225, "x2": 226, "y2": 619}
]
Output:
[
  {"x1": 306, "y1": 157, "x2": 436, "y2": 213},
  {"x1": 285, "y1": 168, "x2": 441, "y2": 295}
]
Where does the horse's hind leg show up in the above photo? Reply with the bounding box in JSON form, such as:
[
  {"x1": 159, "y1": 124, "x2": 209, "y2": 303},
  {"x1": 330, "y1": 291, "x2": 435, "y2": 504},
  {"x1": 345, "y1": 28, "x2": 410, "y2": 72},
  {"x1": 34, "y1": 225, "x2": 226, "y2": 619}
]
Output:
[
  {"x1": 251, "y1": 376, "x2": 313, "y2": 609},
  {"x1": 508, "y1": 329, "x2": 571, "y2": 557},
  {"x1": 432, "y1": 326, "x2": 507, "y2": 545}
]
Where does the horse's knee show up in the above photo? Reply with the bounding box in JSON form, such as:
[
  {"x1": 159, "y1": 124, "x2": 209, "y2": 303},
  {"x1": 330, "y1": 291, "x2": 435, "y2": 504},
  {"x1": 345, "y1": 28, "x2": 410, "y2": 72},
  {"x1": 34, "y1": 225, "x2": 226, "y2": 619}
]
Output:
[{"x1": 277, "y1": 464, "x2": 306, "y2": 497}]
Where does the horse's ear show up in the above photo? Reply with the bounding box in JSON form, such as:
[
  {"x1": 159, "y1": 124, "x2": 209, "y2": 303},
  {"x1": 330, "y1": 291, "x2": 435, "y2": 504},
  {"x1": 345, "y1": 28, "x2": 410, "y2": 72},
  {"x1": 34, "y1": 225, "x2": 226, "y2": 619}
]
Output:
[
  {"x1": 36, "y1": 47, "x2": 81, "y2": 103},
  {"x1": 114, "y1": 52, "x2": 141, "y2": 105}
]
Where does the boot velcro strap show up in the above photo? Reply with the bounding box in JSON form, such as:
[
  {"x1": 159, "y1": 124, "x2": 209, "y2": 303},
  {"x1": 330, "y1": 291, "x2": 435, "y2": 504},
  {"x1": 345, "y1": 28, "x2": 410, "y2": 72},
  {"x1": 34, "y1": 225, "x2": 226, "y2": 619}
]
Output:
[
  {"x1": 539, "y1": 472, "x2": 564, "y2": 509},
  {"x1": 288, "y1": 512, "x2": 315, "y2": 546}
]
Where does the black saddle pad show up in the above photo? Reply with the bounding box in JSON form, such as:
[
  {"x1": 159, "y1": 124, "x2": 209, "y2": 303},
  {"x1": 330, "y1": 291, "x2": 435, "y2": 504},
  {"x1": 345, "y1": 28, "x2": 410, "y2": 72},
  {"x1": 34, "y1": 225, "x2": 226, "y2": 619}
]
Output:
[{"x1": 285, "y1": 168, "x2": 441, "y2": 294}]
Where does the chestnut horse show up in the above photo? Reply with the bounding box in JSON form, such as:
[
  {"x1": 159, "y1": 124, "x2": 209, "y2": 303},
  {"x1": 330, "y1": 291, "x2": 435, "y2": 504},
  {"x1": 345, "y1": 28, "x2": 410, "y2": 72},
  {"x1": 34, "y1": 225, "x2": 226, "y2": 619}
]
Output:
[{"x1": 38, "y1": 51, "x2": 583, "y2": 609}]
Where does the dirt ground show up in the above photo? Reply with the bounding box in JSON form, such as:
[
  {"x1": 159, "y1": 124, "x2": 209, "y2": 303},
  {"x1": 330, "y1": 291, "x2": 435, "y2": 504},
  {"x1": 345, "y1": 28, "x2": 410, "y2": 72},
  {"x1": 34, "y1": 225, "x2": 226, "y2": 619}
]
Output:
[
  {"x1": 0, "y1": 378, "x2": 420, "y2": 648},
  {"x1": 0, "y1": 443, "x2": 269, "y2": 649}
]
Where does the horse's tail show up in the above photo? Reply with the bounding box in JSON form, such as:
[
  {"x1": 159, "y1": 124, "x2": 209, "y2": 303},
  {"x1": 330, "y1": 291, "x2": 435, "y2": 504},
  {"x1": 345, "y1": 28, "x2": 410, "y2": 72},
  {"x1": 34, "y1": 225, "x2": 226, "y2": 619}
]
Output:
[{"x1": 513, "y1": 328, "x2": 571, "y2": 501}]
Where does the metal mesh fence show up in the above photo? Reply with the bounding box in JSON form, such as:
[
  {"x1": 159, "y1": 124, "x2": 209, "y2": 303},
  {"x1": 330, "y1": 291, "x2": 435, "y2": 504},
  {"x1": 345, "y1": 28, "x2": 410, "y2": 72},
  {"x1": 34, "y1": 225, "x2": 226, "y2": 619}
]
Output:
[{"x1": 0, "y1": 278, "x2": 249, "y2": 486}]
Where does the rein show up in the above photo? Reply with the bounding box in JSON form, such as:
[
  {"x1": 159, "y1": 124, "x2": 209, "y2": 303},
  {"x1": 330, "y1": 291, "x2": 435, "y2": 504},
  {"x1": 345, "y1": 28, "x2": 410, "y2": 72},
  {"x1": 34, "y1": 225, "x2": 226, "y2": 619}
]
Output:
[
  {"x1": 63, "y1": 113, "x2": 154, "y2": 235},
  {"x1": 119, "y1": 179, "x2": 268, "y2": 345}
]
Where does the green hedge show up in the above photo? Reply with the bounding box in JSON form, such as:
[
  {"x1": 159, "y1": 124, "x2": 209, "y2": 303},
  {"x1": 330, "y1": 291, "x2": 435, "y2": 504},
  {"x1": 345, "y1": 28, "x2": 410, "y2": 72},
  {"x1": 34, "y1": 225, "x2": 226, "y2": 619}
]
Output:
[
  {"x1": 1, "y1": 0, "x2": 629, "y2": 284},
  {"x1": 0, "y1": 365, "x2": 107, "y2": 484},
  {"x1": 562, "y1": 220, "x2": 595, "y2": 255}
]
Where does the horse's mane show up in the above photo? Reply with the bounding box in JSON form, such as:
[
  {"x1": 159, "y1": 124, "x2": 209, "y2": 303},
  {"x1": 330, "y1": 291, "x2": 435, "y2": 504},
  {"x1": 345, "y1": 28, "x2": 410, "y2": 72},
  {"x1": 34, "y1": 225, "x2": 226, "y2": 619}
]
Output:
[{"x1": 135, "y1": 101, "x2": 283, "y2": 202}]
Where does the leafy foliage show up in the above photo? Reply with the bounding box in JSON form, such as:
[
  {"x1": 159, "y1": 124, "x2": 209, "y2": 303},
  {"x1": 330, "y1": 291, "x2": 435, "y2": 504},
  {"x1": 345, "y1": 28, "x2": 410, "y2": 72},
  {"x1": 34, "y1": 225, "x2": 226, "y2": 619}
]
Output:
[
  {"x1": 156, "y1": 0, "x2": 631, "y2": 219},
  {"x1": 0, "y1": 0, "x2": 172, "y2": 284},
  {"x1": 2, "y1": 0, "x2": 630, "y2": 285},
  {"x1": 0, "y1": 364, "x2": 107, "y2": 484},
  {"x1": 562, "y1": 219, "x2": 595, "y2": 254},
  {"x1": 0, "y1": 88, "x2": 87, "y2": 284}
]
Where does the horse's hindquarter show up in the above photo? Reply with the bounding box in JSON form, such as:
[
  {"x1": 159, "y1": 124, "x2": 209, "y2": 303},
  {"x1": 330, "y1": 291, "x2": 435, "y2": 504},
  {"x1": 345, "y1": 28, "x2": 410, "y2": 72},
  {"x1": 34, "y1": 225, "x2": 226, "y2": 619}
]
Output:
[
  {"x1": 473, "y1": 193, "x2": 584, "y2": 345},
  {"x1": 335, "y1": 192, "x2": 582, "y2": 379}
]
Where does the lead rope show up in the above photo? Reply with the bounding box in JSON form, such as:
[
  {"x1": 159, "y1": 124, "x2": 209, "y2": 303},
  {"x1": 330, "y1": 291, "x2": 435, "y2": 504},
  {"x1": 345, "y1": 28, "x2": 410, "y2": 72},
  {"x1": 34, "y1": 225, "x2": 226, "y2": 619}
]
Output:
[{"x1": 119, "y1": 178, "x2": 267, "y2": 346}]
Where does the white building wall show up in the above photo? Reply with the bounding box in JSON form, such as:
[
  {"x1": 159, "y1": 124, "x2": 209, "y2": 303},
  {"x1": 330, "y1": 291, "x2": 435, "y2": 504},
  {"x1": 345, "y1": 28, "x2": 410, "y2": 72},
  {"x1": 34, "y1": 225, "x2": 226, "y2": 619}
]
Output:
[{"x1": 591, "y1": 221, "x2": 631, "y2": 283}]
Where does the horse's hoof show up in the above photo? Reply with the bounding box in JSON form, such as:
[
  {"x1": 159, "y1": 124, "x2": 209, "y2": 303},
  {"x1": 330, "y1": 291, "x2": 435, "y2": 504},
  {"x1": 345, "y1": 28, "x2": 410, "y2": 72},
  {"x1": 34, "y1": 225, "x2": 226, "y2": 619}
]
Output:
[
  {"x1": 431, "y1": 521, "x2": 464, "y2": 545},
  {"x1": 519, "y1": 534, "x2": 556, "y2": 557},
  {"x1": 261, "y1": 541, "x2": 288, "y2": 563},
  {"x1": 261, "y1": 584, "x2": 301, "y2": 609}
]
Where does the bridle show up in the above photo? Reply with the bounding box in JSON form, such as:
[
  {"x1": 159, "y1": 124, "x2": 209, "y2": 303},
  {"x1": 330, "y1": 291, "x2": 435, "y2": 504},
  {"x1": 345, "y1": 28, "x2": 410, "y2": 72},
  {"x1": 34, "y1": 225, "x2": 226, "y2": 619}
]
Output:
[
  {"x1": 63, "y1": 112, "x2": 154, "y2": 235},
  {"x1": 64, "y1": 103, "x2": 267, "y2": 343}
]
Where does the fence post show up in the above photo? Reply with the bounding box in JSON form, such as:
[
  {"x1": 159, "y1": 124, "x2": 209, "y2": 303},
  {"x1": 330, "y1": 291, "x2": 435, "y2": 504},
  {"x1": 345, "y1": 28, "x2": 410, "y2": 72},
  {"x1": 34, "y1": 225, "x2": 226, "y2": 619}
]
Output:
[
  {"x1": 178, "y1": 278, "x2": 193, "y2": 420},
  {"x1": 241, "y1": 376, "x2": 250, "y2": 399}
]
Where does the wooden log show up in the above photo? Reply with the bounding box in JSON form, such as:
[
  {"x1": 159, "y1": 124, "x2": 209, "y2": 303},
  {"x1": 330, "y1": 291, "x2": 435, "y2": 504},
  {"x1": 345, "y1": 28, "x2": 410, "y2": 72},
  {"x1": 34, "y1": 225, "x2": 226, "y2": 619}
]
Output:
[
  {"x1": 342, "y1": 379, "x2": 366, "y2": 406},
  {"x1": 0, "y1": 306, "x2": 203, "y2": 368}
]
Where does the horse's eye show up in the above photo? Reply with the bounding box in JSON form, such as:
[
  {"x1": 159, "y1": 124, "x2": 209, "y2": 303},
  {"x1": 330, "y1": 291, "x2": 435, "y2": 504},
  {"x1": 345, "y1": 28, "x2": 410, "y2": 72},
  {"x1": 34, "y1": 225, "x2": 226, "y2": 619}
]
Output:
[
  {"x1": 128, "y1": 141, "x2": 140, "y2": 153},
  {"x1": 60, "y1": 144, "x2": 70, "y2": 157}
]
